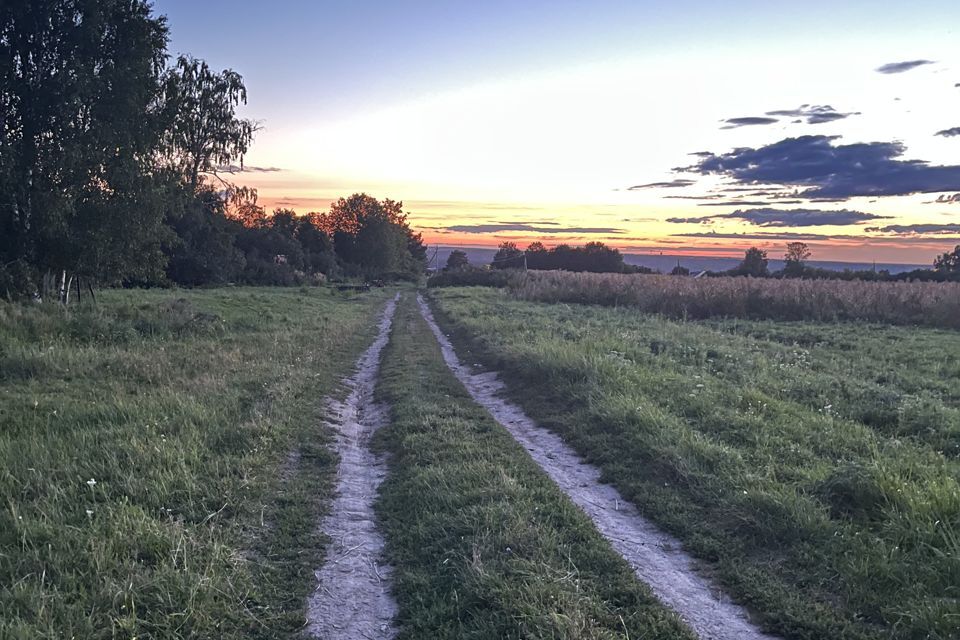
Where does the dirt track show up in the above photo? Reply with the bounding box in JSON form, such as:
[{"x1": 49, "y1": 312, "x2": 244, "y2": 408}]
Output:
[
  {"x1": 417, "y1": 294, "x2": 778, "y2": 640},
  {"x1": 306, "y1": 295, "x2": 399, "y2": 639}
]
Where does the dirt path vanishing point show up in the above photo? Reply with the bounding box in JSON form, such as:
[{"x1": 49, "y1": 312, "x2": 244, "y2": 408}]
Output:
[
  {"x1": 417, "y1": 294, "x2": 778, "y2": 640},
  {"x1": 306, "y1": 294, "x2": 399, "y2": 640}
]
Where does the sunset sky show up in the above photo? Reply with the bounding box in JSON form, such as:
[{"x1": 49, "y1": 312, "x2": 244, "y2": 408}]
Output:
[{"x1": 154, "y1": 0, "x2": 960, "y2": 264}]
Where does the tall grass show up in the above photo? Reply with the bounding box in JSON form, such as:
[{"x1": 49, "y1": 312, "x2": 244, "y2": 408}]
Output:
[{"x1": 509, "y1": 271, "x2": 960, "y2": 328}]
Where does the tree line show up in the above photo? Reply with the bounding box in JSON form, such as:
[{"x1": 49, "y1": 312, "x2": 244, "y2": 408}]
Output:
[
  {"x1": 443, "y1": 240, "x2": 960, "y2": 282},
  {"x1": 723, "y1": 243, "x2": 960, "y2": 281},
  {"x1": 1, "y1": 1, "x2": 425, "y2": 301}
]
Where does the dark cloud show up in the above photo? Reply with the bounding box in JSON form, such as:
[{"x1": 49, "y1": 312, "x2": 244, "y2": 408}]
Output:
[
  {"x1": 503, "y1": 220, "x2": 561, "y2": 225},
  {"x1": 865, "y1": 223, "x2": 960, "y2": 235},
  {"x1": 765, "y1": 104, "x2": 860, "y2": 124},
  {"x1": 667, "y1": 207, "x2": 887, "y2": 228},
  {"x1": 628, "y1": 179, "x2": 696, "y2": 189},
  {"x1": 934, "y1": 193, "x2": 960, "y2": 204},
  {"x1": 445, "y1": 223, "x2": 625, "y2": 234},
  {"x1": 215, "y1": 164, "x2": 283, "y2": 173},
  {"x1": 936, "y1": 127, "x2": 960, "y2": 137},
  {"x1": 680, "y1": 135, "x2": 960, "y2": 199},
  {"x1": 721, "y1": 116, "x2": 779, "y2": 129},
  {"x1": 876, "y1": 60, "x2": 935, "y2": 74},
  {"x1": 672, "y1": 231, "x2": 839, "y2": 240},
  {"x1": 697, "y1": 200, "x2": 804, "y2": 207},
  {"x1": 664, "y1": 194, "x2": 726, "y2": 200}
]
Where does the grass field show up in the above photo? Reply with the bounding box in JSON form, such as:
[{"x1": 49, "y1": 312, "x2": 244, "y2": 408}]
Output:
[
  {"x1": 0, "y1": 287, "x2": 390, "y2": 638},
  {"x1": 427, "y1": 287, "x2": 960, "y2": 640},
  {"x1": 431, "y1": 269, "x2": 960, "y2": 329},
  {"x1": 372, "y1": 295, "x2": 694, "y2": 639}
]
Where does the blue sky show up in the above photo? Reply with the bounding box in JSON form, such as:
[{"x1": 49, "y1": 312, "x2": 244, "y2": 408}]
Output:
[{"x1": 152, "y1": 0, "x2": 960, "y2": 262}]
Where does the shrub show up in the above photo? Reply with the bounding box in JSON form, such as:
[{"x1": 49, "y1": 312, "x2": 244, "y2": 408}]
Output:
[{"x1": 427, "y1": 267, "x2": 521, "y2": 288}]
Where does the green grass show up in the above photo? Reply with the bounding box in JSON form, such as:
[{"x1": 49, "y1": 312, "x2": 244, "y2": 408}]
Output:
[
  {"x1": 372, "y1": 295, "x2": 695, "y2": 639},
  {"x1": 427, "y1": 287, "x2": 960, "y2": 640},
  {"x1": 0, "y1": 286, "x2": 391, "y2": 639}
]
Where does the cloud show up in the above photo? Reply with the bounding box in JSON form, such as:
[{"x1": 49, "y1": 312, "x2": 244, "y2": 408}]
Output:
[
  {"x1": 765, "y1": 104, "x2": 860, "y2": 124},
  {"x1": 680, "y1": 135, "x2": 960, "y2": 199},
  {"x1": 215, "y1": 164, "x2": 283, "y2": 173},
  {"x1": 697, "y1": 200, "x2": 804, "y2": 206},
  {"x1": 933, "y1": 193, "x2": 960, "y2": 204},
  {"x1": 865, "y1": 223, "x2": 960, "y2": 235},
  {"x1": 936, "y1": 127, "x2": 960, "y2": 137},
  {"x1": 445, "y1": 223, "x2": 625, "y2": 234},
  {"x1": 628, "y1": 179, "x2": 696, "y2": 189},
  {"x1": 672, "y1": 230, "x2": 840, "y2": 240},
  {"x1": 666, "y1": 207, "x2": 887, "y2": 228},
  {"x1": 721, "y1": 116, "x2": 779, "y2": 129},
  {"x1": 876, "y1": 60, "x2": 935, "y2": 74}
]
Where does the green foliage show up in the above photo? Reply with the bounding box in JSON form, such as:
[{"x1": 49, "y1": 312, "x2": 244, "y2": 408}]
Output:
[
  {"x1": 429, "y1": 288, "x2": 960, "y2": 640},
  {"x1": 160, "y1": 56, "x2": 257, "y2": 189},
  {"x1": 0, "y1": 0, "x2": 171, "y2": 293},
  {"x1": 373, "y1": 296, "x2": 694, "y2": 639},
  {"x1": 319, "y1": 193, "x2": 426, "y2": 280},
  {"x1": 426, "y1": 267, "x2": 519, "y2": 288},
  {"x1": 0, "y1": 287, "x2": 390, "y2": 637}
]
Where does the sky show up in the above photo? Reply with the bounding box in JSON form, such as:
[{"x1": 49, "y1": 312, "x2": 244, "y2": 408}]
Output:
[{"x1": 152, "y1": 0, "x2": 960, "y2": 264}]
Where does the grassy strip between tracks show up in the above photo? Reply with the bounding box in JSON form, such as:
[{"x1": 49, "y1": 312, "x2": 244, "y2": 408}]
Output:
[
  {"x1": 427, "y1": 287, "x2": 960, "y2": 640},
  {"x1": 0, "y1": 286, "x2": 389, "y2": 639},
  {"x1": 372, "y1": 294, "x2": 695, "y2": 640}
]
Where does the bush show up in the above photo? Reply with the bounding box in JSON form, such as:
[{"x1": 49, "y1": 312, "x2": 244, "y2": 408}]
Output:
[{"x1": 427, "y1": 267, "x2": 521, "y2": 288}]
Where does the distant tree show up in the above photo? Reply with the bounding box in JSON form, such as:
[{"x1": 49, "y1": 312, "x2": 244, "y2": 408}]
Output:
[
  {"x1": 525, "y1": 241, "x2": 549, "y2": 269},
  {"x1": 934, "y1": 245, "x2": 960, "y2": 275},
  {"x1": 783, "y1": 242, "x2": 811, "y2": 277},
  {"x1": 671, "y1": 264, "x2": 690, "y2": 276},
  {"x1": 160, "y1": 56, "x2": 258, "y2": 190},
  {"x1": 492, "y1": 242, "x2": 525, "y2": 269},
  {"x1": 445, "y1": 250, "x2": 469, "y2": 271},
  {"x1": 581, "y1": 242, "x2": 625, "y2": 272},
  {"x1": 732, "y1": 247, "x2": 769, "y2": 277}
]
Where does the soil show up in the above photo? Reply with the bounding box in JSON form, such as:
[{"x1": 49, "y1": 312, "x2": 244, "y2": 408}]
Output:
[{"x1": 305, "y1": 295, "x2": 399, "y2": 639}]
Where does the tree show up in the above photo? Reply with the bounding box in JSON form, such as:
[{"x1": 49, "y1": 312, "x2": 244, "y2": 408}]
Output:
[
  {"x1": 1, "y1": 0, "x2": 172, "y2": 297},
  {"x1": 445, "y1": 250, "x2": 469, "y2": 271},
  {"x1": 671, "y1": 264, "x2": 690, "y2": 276},
  {"x1": 160, "y1": 56, "x2": 257, "y2": 190},
  {"x1": 525, "y1": 241, "x2": 550, "y2": 269},
  {"x1": 733, "y1": 247, "x2": 769, "y2": 277},
  {"x1": 934, "y1": 245, "x2": 960, "y2": 279},
  {"x1": 491, "y1": 242, "x2": 524, "y2": 269},
  {"x1": 783, "y1": 242, "x2": 811, "y2": 277},
  {"x1": 319, "y1": 194, "x2": 425, "y2": 278}
]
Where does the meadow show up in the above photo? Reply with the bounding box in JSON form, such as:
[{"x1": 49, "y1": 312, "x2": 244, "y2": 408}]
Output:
[
  {"x1": 0, "y1": 287, "x2": 389, "y2": 638},
  {"x1": 427, "y1": 286, "x2": 960, "y2": 640}
]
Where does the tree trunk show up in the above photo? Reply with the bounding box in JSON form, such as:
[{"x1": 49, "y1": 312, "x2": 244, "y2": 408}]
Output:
[{"x1": 59, "y1": 270, "x2": 68, "y2": 304}]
